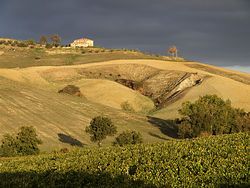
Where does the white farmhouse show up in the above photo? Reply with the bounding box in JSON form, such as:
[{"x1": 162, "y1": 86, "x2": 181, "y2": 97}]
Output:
[{"x1": 70, "y1": 38, "x2": 94, "y2": 48}]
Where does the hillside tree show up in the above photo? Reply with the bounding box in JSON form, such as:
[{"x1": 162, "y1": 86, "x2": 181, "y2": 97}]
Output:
[
  {"x1": 85, "y1": 116, "x2": 117, "y2": 146},
  {"x1": 50, "y1": 34, "x2": 61, "y2": 47},
  {"x1": 177, "y1": 95, "x2": 248, "y2": 138},
  {"x1": 168, "y1": 46, "x2": 178, "y2": 58},
  {"x1": 114, "y1": 131, "x2": 143, "y2": 146},
  {"x1": 0, "y1": 126, "x2": 42, "y2": 157},
  {"x1": 16, "y1": 126, "x2": 42, "y2": 155},
  {"x1": 39, "y1": 35, "x2": 47, "y2": 45}
]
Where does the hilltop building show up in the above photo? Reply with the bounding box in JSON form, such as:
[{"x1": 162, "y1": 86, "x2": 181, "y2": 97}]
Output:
[{"x1": 70, "y1": 38, "x2": 94, "y2": 48}]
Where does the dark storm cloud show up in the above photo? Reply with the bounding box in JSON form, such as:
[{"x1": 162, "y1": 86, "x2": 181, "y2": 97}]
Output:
[{"x1": 0, "y1": 0, "x2": 250, "y2": 67}]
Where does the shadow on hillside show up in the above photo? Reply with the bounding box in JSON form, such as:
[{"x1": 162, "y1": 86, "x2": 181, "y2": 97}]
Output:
[
  {"x1": 148, "y1": 132, "x2": 170, "y2": 141},
  {"x1": 147, "y1": 116, "x2": 178, "y2": 138},
  {"x1": 0, "y1": 171, "x2": 157, "y2": 188},
  {"x1": 58, "y1": 133, "x2": 84, "y2": 147}
]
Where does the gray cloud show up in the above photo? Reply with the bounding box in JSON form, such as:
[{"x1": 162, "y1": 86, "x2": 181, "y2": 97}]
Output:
[{"x1": 0, "y1": 0, "x2": 249, "y2": 67}]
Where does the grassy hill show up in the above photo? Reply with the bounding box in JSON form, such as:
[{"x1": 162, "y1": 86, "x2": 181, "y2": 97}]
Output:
[
  {"x1": 0, "y1": 77, "x2": 171, "y2": 151},
  {"x1": 0, "y1": 44, "x2": 250, "y2": 150},
  {"x1": 73, "y1": 79, "x2": 155, "y2": 113},
  {"x1": 0, "y1": 44, "x2": 181, "y2": 68}
]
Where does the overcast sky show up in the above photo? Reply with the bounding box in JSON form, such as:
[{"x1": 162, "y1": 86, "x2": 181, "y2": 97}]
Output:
[{"x1": 0, "y1": 0, "x2": 249, "y2": 71}]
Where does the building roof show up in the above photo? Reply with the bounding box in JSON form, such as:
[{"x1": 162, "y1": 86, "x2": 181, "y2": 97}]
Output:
[{"x1": 73, "y1": 38, "x2": 93, "y2": 43}]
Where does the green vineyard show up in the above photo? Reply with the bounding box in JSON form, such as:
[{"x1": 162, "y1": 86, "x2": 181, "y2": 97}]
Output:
[{"x1": 0, "y1": 133, "x2": 249, "y2": 187}]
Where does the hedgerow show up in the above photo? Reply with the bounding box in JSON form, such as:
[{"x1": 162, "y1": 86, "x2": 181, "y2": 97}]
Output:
[{"x1": 0, "y1": 133, "x2": 249, "y2": 187}]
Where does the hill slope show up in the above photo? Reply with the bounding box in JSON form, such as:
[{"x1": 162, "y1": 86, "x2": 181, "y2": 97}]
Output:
[
  {"x1": 0, "y1": 45, "x2": 176, "y2": 68},
  {"x1": 0, "y1": 49, "x2": 250, "y2": 150},
  {"x1": 0, "y1": 77, "x2": 170, "y2": 151}
]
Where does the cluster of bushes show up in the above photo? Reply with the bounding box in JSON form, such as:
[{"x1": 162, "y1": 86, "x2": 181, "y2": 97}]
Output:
[
  {"x1": 0, "y1": 133, "x2": 248, "y2": 187},
  {"x1": 113, "y1": 131, "x2": 142, "y2": 146},
  {"x1": 177, "y1": 95, "x2": 250, "y2": 138},
  {"x1": 85, "y1": 116, "x2": 142, "y2": 147},
  {"x1": 80, "y1": 48, "x2": 109, "y2": 54},
  {"x1": 58, "y1": 85, "x2": 83, "y2": 97},
  {"x1": 117, "y1": 48, "x2": 140, "y2": 53},
  {"x1": 62, "y1": 44, "x2": 71, "y2": 47},
  {"x1": 0, "y1": 39, "x2": 36, "y2": 47},
  {"x1": 0, "y1": 126, "x2": 42, "y2": 157},
  {"x1": 78, "y1": 48, "x2": 140, "y2": 54}
]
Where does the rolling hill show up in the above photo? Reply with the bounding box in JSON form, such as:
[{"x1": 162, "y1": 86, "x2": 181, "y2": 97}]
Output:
[{"x1": 0, "y1": 45, "x2": 250, "y2": 151}]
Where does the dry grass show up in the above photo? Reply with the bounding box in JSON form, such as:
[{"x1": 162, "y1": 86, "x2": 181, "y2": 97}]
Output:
[
  {"x1": 0, "y1": 45, "x2": 168, "y2": 68},
  {"x1": 0, "y1": 77, "x2": 169, "y2": 151},
  {"x1": 0, "y1": 50, "x2": 250, "y2": 151},
  {"x1": 185, "y1": 63, "x2": 250, "y2": 85},
  {"x1": 72, "y1": 79, "x2": 155, "y2": 113}
]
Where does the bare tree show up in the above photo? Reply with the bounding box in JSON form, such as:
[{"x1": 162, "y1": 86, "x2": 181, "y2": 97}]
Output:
[
  {"x1": 39, "y1": 36, "x2": 47, "y2": 45},
  {"x1": 168, "y1": 46, "x2": 178, "y2": 58},
  {"x1": 50, "y1": 34, "x2": 61, "y2": 47}
]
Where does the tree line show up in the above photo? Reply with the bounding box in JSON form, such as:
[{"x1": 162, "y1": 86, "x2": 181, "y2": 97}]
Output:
[
  {"x1": 0, "y1": 34, "x2": 62, "y2": 48},
  {"x1": 39, "y1": 34, "x2": 62, "y2": 47}
]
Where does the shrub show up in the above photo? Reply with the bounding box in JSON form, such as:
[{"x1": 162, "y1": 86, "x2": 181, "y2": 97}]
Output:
[
  {"x1": 45, "y1": 43, "x2": 53, "y2": 48},
  {"x1": 85, "y1": 116, "x2": 117, "y2": 146},
  {"x1": 177, "y1": 95, "x2": 249, "y2": 138},
  {"x1": 0, "y1": 134, "x2": 18, "y2": 157},
  {"x1": 120, "y1": 101, "x2": 135, "y2": 112},
  {"x1": 17, "y1": 42, "x2": 28, "y2": 47},
  {"x1": 25, "y1": 39, "x2": 36, "y2": 46},
  {"x1": 0, "y1": 126, "x2": 42, "y2": 157},
  {"x1": 6, "y1": 40, "x2": 12, "y2": 45},
  {"x1": 12, "y1": 41, "x2": 18, "y2": 45},
  {"x1": 58, "y1": 85, "x2": 82, "y2": 97},
  {"x1": 114, "y1": 131, "x2": 143, "y2": 146}
]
